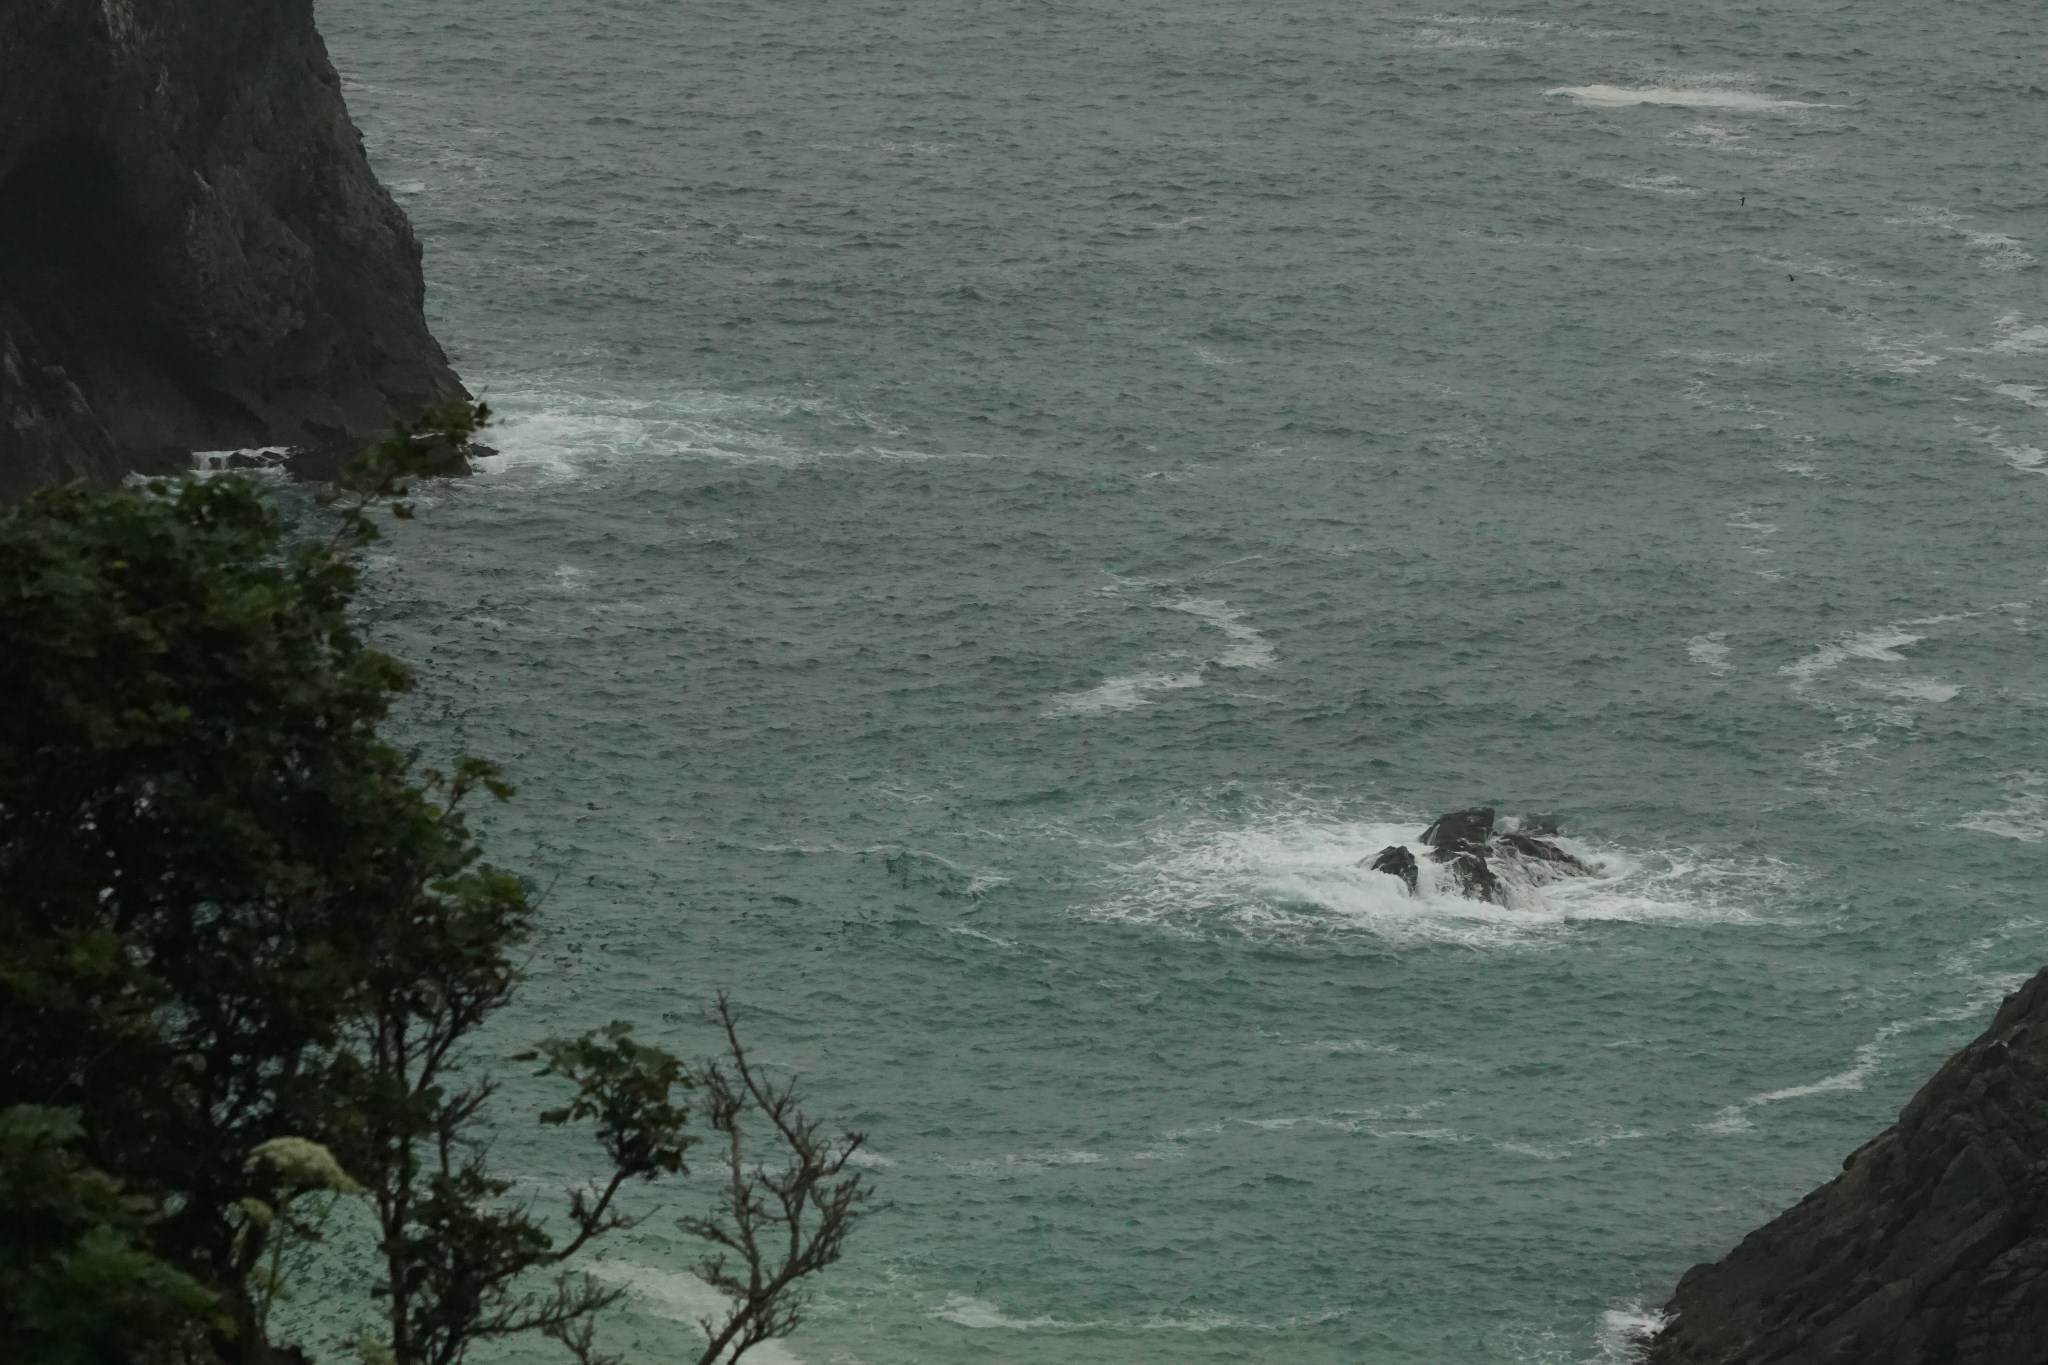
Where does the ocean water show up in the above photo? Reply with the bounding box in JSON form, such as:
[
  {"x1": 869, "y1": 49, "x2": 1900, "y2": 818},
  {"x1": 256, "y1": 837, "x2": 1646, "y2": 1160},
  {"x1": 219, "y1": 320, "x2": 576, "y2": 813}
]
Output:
[{"x1": 312, "y1": 1, "x2": 2046, "y2": 1360}]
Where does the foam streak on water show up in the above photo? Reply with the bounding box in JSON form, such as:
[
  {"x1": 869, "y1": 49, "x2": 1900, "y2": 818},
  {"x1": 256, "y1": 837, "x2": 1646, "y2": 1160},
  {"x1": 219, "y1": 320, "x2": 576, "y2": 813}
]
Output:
[{"x1": 316, "y1": 0, "x2": 2048, "y2": 1359}]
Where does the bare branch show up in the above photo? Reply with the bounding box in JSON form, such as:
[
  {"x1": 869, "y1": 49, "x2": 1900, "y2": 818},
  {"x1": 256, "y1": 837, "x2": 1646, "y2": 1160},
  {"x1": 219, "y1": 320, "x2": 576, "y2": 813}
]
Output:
[{"x1": 680, "y1": 996, "x2": 872, "y2": 1365}]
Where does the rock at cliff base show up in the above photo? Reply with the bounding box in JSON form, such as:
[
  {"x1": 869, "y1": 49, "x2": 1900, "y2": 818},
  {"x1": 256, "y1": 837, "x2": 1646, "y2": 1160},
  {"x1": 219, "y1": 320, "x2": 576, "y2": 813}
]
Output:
[
  {"x1": 1647, "y1": 964, "x2": 2048, "y2": 1365},
  {"x1": 0, "y1": 0, "x2": 466, "y2": 496}
]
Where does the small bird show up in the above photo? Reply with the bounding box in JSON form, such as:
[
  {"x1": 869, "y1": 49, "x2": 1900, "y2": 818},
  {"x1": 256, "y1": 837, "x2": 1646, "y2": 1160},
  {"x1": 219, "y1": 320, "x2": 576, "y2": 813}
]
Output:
[{"x1": 1788, "y1": 273, "x2": 1796, "y2": 282}]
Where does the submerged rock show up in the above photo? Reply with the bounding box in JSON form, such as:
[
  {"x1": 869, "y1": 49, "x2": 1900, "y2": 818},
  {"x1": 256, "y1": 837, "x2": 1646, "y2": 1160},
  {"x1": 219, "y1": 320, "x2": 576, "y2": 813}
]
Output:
[
  {"x1": 1366, "y1": 845, "x2": 1419, "y2": 894},
  {"x1": 1646, "y1": 964, "x2": 2048, "y2": 1365},
  {"x1": 0, "y1": 0, "x2": 467, "y2": 496}
]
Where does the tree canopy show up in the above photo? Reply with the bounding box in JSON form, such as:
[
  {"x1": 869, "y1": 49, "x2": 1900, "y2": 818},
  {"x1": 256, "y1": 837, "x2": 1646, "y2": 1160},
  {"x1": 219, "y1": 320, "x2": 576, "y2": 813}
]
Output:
[{"x1": 0, "y1": 411, "x2": 869, "y2": 1365}]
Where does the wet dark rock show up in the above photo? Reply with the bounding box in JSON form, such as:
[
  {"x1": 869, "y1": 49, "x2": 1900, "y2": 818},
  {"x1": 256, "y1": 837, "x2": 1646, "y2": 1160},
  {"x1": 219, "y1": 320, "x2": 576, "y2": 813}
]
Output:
[
  {"x1": 1421, "y1": 806, "x2": 1496, "y2": 854},
  {"x1": 1397, "y1": 806, "x2": 1597, "y2": 903},
  {"x1": 1366, "y1": 845, "x2": 1419, "y2": 894},
  {"x1": 1435, "y1": 849, "x2": 1503, "y2": 904},
  {"x1": 1497, "y1": 830, "x2": 1593, "y2": 874},
  {"x1": 1647, "y1": 964, "x2": 2048, "y2": 1365},
  {"x1": 0, "y1": 0, "x2": 467, "y2": 497}
]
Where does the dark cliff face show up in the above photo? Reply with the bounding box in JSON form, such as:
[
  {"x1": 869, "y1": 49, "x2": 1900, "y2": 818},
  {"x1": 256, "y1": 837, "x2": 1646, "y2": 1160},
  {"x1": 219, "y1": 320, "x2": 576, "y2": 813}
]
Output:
[
  {"x1": 1649, "y1": 966, "x2": 2048, "y2": 1365},
  {"x1": 0, "y1": 0, "x2": 465, "y2": 497}
]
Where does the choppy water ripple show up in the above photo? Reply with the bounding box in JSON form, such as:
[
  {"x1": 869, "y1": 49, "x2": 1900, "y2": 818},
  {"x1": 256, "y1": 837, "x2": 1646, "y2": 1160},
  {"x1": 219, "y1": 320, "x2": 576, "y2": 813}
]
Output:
[{"x1": 316, "y1": 0, "x2": 2047, "y2": 1359}]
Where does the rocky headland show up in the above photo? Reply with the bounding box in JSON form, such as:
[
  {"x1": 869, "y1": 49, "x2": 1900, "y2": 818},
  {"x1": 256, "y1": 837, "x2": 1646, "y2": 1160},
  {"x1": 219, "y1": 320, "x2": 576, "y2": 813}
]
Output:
[
  {"x1": 1646, "y1": 965, "x2": 2048, "y2": 1365},
  {"x1": 0, "y1": 0, "x2": 465, "y2": 497}
]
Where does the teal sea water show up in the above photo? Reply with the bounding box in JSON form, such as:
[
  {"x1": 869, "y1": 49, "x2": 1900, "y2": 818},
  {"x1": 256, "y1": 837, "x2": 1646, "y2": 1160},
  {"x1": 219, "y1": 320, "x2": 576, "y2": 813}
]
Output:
[{"x1": 314, "y1": 1, "x2": 2045, "y2": 1359}]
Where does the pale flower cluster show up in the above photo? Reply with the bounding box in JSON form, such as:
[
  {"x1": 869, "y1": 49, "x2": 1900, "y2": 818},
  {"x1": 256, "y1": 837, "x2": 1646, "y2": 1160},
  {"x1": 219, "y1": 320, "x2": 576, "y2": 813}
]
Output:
[{"x1": 249, "y1": 1136, "x2": 363, "y2": 1194}]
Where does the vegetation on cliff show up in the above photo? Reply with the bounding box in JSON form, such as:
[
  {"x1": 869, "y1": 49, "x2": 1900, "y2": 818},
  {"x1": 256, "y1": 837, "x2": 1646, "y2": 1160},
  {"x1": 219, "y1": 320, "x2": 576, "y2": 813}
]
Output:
[{"x1": 0, "y1": 409, "x2": 870, "y2": 1364}]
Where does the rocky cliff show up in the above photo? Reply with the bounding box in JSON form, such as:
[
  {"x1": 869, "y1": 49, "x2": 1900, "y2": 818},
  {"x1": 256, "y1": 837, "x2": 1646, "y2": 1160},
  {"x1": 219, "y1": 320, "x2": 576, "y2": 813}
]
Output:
[
  {"x1": 0, "y1": 0, "x2": 465, "y2": 497},
  {"x1": 1648, "y1": 965, "x2": 2048, "y2": 1365}
]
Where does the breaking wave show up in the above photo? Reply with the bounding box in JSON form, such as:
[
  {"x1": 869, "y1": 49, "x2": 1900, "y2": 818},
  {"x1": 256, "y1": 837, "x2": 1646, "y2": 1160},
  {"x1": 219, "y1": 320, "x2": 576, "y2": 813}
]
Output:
[{"x1": 1083, "y1": 805, "x2": 1782, "y2": 950}]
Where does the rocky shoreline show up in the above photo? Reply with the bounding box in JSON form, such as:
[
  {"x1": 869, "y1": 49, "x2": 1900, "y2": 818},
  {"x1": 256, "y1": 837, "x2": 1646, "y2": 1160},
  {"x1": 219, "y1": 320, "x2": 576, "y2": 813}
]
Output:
[{"x1": 1644, "y1": 965, "x2": 2048, "y2": 1365}]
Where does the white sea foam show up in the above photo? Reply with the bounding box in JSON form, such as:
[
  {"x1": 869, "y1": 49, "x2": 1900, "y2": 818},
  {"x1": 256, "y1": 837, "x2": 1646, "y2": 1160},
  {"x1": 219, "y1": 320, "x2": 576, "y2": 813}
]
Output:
[
  {"x1": 944, "y1": 1149, "x2": 1107, "y2": 1177},
  {"x1": 934, "y1": 1294, "x2": 1079, "y2": 1331},
  {"x1": 1705, "y1": 981, "x2": 2025, "y2": 1135},
  {"x1": 1797, "y1": 611, "x2": 2033, "y2": 756},
  {"x1": 1665, "y1": 121, "x2": 1749, "y2": 151},
  {"x1": 1750, "y1": 1035, "x2": 1890, "y2": 1103},
  {"x1": 585, "y1": 1260, "x2": 806, "y2": 1362},
  {"x1": 1300, "y1": 1038, "x2": 1405, "y2": 1056},
  {"x1": 1992, "y1": 382, "x2": 2048, "y2": 411},
  {"x1": 1046, "y1": 595, "x2": 1274, "y2": 715},
  {"x1": 946, "y1": 924, "x2": 1016, "y2": 949},
  {"x1": 1422, "y1": 14, "x2": 1634, "y2": 38},
  {"x1": 1783, "y1": 627, "x2": 1923, "y2": 684},
  {"x1": 1686, "y1": 633, "x2": 1731, "y2": 674},
  {"x1": 1886, "y1": 207, "x2": 2038, "y2": 271},
  {"x1": 1703, "y1": 1036, "x2": 1891, "y2": 1131},
  {"x1": 932, "y1": 1292, "x2": 1343, "y2": 1334},
  {"x1": 1859, "y1": 332, "x2": 1943, "y2": 375},
  {"x1": 1786, "y1": 612, "x2": 2014, "y2": 738},
  {"x1": 1168, "y1": 597, "x2": 1278, "y2": 668},
  {"x1": 1884, "y1": 205, "x2": 1963, "y2": 229},
  {"x1": 1967, "y1": 232, "x2": 2037, "y2": 273},
  {"x1": 1989, "y1": 315, "x2": 2048, "y2": 355},
  {"x1": 1547, "y1": 85, "x2": 1838, "y2": 113},
  {"x1": 1799, "y1": 734, "x2": 1878, "y2": 774},
  {"x1": 190, "y1": 447, "x2": 290, "y2": 479},
  {"x1": 844, "y1": 1146, "x2": 898, "y2": 1167},
  {"x1": 1047, "y1": 670, "x2": 1204, "y2": 715},
  {"x1": 473, "y1": 387, "x2": 968, "y2": 477},
  {"x1": 1084, "y1": 807, "x2": 1778, "y2": 951},
  {"x1": 1617, "y1": 174, "x2": 1700, "y2": 197},
  {"x1": 1596, "y1": 1306, "x2": 1668, "y2": 1363},
  {"x1": 1857, "y1": 677, "x2": 1960, "y2": 703},
  {"x1": 1960, "y1": 772, "x2": 2048, "y2": 842}
]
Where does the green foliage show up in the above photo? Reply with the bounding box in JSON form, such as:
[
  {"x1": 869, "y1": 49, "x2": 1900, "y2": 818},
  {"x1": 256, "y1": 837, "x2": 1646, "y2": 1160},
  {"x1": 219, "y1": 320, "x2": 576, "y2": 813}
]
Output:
[
  {"x1": 532, "y1": 1024, "x2": 695, "y2": 1178},
  {"x1": 0, "y1": 1105, "x2": 223, "y2": 1365},
  {"x1": 0, "y1": 405, "x2": 869, "y2": 1365},
  {"x1": 326, "y1": 400, "x2": 493, "y2": 531},
  {"x1": 0, "y1": 406, "x2": 527, "y2": 1353}
]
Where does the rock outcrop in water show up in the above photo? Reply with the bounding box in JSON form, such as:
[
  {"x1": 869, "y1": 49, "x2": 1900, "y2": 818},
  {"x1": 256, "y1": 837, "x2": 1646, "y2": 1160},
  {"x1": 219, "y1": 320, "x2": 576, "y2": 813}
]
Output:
[
  {"x1": 1646, "y1": 965, "x2": 2048, "y2": 1365},
  {"x1": 1368, "y1": 844, "x2": 1420, "y2": 893},
  {"x1": 0, "y1": 0, "x2": 466, "y2": 497},
  {"x1": 1365, "y1": 807, "x2": 1595, "y2": 903}
]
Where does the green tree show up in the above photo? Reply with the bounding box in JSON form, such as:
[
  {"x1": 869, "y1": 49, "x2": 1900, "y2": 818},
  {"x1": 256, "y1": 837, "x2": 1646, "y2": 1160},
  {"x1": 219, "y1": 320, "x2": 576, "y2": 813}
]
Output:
[
  {"x1": 0, "y1": 407, "x2": 870, "y2": 1365},
  {"x1": 0, "y1": 1104, "x2": 224, "y2": 1364}
]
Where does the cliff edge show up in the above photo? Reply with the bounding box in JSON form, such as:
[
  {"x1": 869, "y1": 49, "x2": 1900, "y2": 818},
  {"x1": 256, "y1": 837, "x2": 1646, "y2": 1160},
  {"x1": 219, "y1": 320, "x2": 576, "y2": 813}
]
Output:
[
  {"x1": 1648, "y1": 965, "x2": 2048, "y2": 1365},
  {"x1": 0, "y1": 0, "x2": 465, "y2": 497}
]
